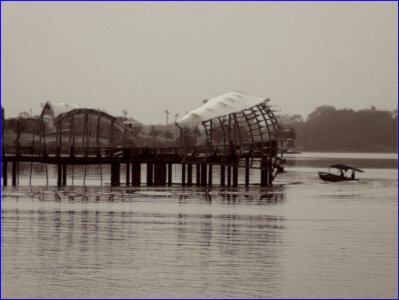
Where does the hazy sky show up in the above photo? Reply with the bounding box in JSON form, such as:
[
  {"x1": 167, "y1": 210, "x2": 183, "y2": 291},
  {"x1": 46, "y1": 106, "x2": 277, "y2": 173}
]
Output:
[{"x1": 1, "y1": 2, "x2": 397, "y2": 124}]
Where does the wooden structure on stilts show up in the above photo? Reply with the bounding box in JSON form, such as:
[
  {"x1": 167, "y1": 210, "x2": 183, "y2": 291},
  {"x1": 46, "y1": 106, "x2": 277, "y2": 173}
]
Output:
[
  {"x1": 176, "y1": 92, "x2": 286, "y2": 187},
  {"x1": 2, "y1": 92, "x2": 287, "y2": 187}
]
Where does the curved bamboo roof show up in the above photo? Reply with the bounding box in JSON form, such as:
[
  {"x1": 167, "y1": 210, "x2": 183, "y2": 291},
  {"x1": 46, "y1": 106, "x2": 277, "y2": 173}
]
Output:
[{"x1": 176, "y1": 92, "x2": 268, "y2": 127}]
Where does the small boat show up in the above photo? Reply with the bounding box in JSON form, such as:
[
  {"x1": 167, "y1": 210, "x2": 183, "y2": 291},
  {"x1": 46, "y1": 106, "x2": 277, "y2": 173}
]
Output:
[{"x1": 318, "y1": 164, "x2": 364, "y2": 182}]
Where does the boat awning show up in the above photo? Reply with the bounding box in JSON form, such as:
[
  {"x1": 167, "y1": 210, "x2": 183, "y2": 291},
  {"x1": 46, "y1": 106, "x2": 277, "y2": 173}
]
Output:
[
  {"x1": 330, "y1": 164, "x2": 364, "y2": 172},
  {"x1": 176, "y1": 91, "x2": 268, "y2": 128}
]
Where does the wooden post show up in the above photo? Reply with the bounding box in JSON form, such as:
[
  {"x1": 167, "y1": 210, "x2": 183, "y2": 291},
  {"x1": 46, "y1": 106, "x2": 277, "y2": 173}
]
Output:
[
  {"x1": 245, "y1": 157, "x2": 250, "y2": 187},
  {"x1": 260, "y1": 157, "x2": 267, "y2": 187},
  {"x1": 201, "y1": 164, "x2": 207, "y2": 186},
  {"x1": 208, "y1": 164, "x2": 213, "y2": 186},
  {"x1": 153, "y1": 163, "x2": 158, "y2": 186},
  {"x1": 154, "y1": 163, "x2": 161, "y2": 186},
  {"x1": 220, "y1": 165, "x2": 225, "y2": 187},
  {"x1": 162, "y1": 163, "x2": 167, "y2": 186},
  {"x1": 146, "y1": 162, "x2": 153, "y2": 186},
  {"x1": 268, "y1": 157, "x2": 273, "y2": 185},
  {"x1": 131, "y1": 163, "x2": 141, "y2": 186},
  {"x1": 3, "y1": 161, "x2": 7, "y2": 186},
  {"x1": 167, "y1": 163, "x2": 172, "y2": 186},
  {"x1": 153, "y1": 163, "x2": 157, "y2": 186},
  {"x1": 56, "y1": 119, "x2": 61, "y2": 157},
  {"x1": 227, "y1": 165, "x2": 232, "y2": 187},
  {"x1": 157, "y1": 163, "x2": 162, "y2": 186},
  {"x1": 57, "y1": 163, "x2": 62, "y2": 186},
  {"x1": 137, "y1": 163, "x2": 142, "y2": 186},
  {"x1": 62, "y1": 164, "x2": 67, "y2": 186},
  {"x1": 233, "y1": 165, "x2": 238, "y2": 187},
  {"x1": 196, "y1": 163, "x2": 201, "y2": 186},
  {"x1": 16, "y1": 119, "x2": 21, "y2": 157},
  {"x1": 160, "y1": 163, "x2": 165, "y2": 186},
  {"x1": 131, "y1": 163, "x2": 136, "y2": 186},
  {"x1": 109, "y1": 119, "x2": 115, "y2": 158},
  {"x1": 111, "y1": 163, "x2": 120, "y2": 186},
  {"x1": 126, "y1": 163, "x2": 130, "y2": 186},
  {"x1": 12, "y1": 162, "x2": 17, "y2": 186},
  {"x1": 187, "y1": 164, "x2": 193, "y2": 186},
  {"x1": 181, "y1": 163, "x2": 186, "y2": 186},
  {"x1": 158, "y1": 163, "x2": 162, "y2": 186}
]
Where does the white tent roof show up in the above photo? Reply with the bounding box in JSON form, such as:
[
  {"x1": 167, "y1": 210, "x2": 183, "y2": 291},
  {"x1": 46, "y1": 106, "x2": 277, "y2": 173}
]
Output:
[{"x1": 176, "y1": 92, "x2": 267, "y2": 127}]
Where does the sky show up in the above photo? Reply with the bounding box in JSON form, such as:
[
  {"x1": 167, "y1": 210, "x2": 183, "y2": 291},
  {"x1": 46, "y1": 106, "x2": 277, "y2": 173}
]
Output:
[{"x1": 1, "y1": 2, "x2": 397, "y2": 124}]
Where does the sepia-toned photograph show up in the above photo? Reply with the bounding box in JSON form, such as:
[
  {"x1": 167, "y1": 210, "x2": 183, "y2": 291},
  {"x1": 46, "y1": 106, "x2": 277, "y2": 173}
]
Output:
[{"x1": 1, "y1": 2, "x2": 397, "y2": 298}]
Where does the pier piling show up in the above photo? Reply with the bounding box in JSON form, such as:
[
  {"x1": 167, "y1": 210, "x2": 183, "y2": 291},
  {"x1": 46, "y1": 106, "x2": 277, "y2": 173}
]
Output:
[
  {"x1": 147, "y1": 162, "x2": 153, "y2": 186},
  {"x1": 111, "y1": 163, "x2": 121, "y2": 186},
  {"x1": 187, "y1": 164, "x2": 193, "y2": 186},
  {"x1": 3, "y1": 161, "x2": 7, "y2": 186},
  {"x1": 12, "y1": 162, "x2": 17, "y2": 187},
  {"x1": 167, "y1": 163, "x2": 172, "y2": 186},
  {"x1": 181, "y1": 163, "x2": 186, "y2": 186},
  {"x1": 220, "y1": 165, "x2": 225, "y2": 187}
]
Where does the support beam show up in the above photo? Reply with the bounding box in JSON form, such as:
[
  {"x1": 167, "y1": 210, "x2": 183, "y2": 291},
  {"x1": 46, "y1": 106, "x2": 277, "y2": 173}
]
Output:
[
  {"x1": 62, "y1": 164, "x2": 67, "y2": 186},
  {"x1": 260, "y1": 157, "x2": 267, "y2": 187},
  {"x1": 57, "y1": 163, "x2": 62, "y2": 187},
  {"x1": 245, "y1": 157, "x2": 250, "y2": 187},
  {"x1": 161, "y1": 163, "x2": 166, "y2": 186},
  {"x1": 187, "y1": 164, "x2": 193, "y2": 186},
  {"x1": 220, "y1": 165, "x2": 225, "y2": 187},
  {"x1": 268, "y1": 157, "x2": 273, "y2": 185},
  {"x1": 196, "y1": 163, "x2": 201, "y2": 186},
  {"x1": 181, "y1": 163, "x2": 186, "y2": 186},
  {"x1": 167, "y1": 163, "x2": 172, "y2": 186},
  {"x1": 3, "y1": 162, "x2": 7, "y2": 186},
  {"x1": 12, "y1": 162, "x2": 17, "y2": 187},
  {"x1": 232, "y1": 165, "x2": 238, "y2": 187},
  {"x1": 208, "y1": 164, "x2": 213, "y2": 187},
  {"x1": 227, "y1": 165, "x2": 232, "y2": 187},
  {"x1": 111, "y1": 163, "x2": 121, "y2": 186},
  {"x1": 201, "y1": 164, "x2": 207, "y2": 186},
  {"x1": 125, "y1": 163, "x2": 130, "y2": 186},
  {"x1": 146, "y1": 162, "x2": 153, "y2": 186},
  {"x1": 154, "y1": 163, "x2": 159, "y2": 186},
  {"x1": 131, "y1": 163, "x2": 141, "y2": 186}
]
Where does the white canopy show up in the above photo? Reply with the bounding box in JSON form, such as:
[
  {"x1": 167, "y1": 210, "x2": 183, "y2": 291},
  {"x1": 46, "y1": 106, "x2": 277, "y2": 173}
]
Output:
[{"x1": 176, "y1": 92, "x2": 267, "y2": 127}]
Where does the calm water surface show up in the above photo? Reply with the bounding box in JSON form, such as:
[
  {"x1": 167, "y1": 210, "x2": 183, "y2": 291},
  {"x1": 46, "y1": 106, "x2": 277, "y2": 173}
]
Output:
[{"x1": 2, "y1": 153, "x2": 397, "y2": 298}]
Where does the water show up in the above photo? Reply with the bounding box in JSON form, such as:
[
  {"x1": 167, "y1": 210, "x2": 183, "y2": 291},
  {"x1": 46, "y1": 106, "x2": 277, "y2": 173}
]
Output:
[{"x1": 2, "y1": 153, "x2": 397, "y2": 298}]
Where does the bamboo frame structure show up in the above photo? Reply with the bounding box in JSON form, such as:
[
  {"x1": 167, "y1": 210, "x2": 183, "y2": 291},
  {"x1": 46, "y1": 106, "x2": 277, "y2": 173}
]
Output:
[
  {"x1": 37, "y1": 104, "x2": 134, "y2": 158},
  {"x1": 176, "y1": 93, "x2": 287, "y2": 181}
]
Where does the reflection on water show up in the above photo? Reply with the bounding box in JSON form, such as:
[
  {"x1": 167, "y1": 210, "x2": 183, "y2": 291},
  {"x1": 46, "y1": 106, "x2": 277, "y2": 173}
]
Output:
[
  {"x1": 2, "y1": 153, "x2": 397, "y2": 298},
  {"x1": 2, "y1": 188, "x2": 285, "y2": 298}
]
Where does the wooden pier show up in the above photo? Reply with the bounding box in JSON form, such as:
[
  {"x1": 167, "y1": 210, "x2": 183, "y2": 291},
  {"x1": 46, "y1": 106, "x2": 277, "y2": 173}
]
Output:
[
  {"x1": 2, "y1": 143, "x2": 282, "y2": 187},
  {"x1": 2, "y1": 92, "x2": 288, "y2": 187}
]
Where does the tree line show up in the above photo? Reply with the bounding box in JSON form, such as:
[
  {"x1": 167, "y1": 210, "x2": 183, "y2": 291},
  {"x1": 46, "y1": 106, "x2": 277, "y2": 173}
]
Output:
[
  {"x1": 3, "y1": 106, "x2": 397, "y2": 152},
  {"x1": 280, "y1": 106, "x2": 397, "y2": 152}
]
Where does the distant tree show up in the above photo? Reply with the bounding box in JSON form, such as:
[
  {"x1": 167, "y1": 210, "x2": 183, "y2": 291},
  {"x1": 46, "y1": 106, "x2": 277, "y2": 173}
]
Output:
[
  {"x1": 18, "y1": 112, "x2": 30, "y2": 118},
  {"x1": 293, "y1": 105, "x2": 397, "y2": 152},
  {"x1": 162, "y1": 130, "x2": 174, "y2": 140},
  {"x1": 149, "y1": 125, "x2": 160, "y2": 139},
  {"x1": 307, "y1": 106, "x2": 336, "y2": 121},
  {"x1": 131, "y1": 124, "x2": 143, "y2": 138},
  {"x1": 122, "y1": 110, "x2": 128, "y2": 119}
]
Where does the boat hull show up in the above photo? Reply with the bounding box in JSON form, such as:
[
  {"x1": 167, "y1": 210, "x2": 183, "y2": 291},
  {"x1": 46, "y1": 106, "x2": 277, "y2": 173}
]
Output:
[{"x1": 318, "y1": 172, "x2": 358, "y2": 182}]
